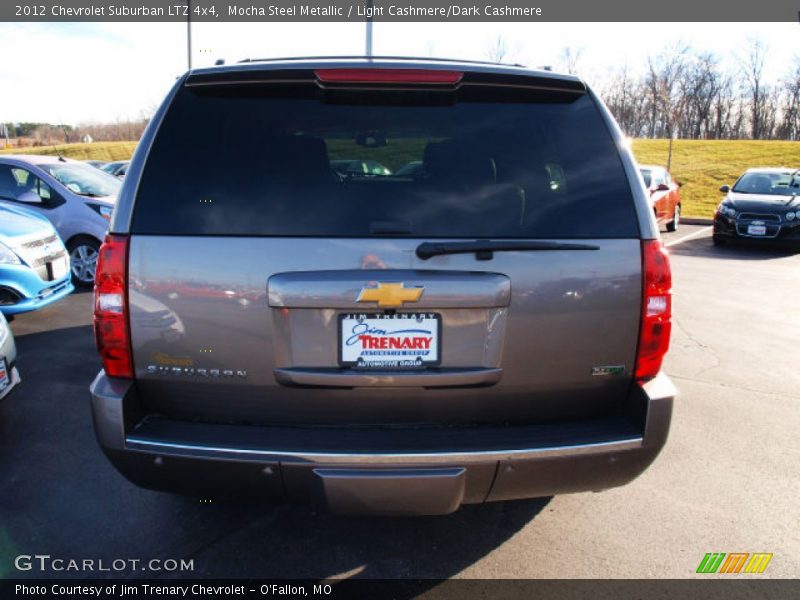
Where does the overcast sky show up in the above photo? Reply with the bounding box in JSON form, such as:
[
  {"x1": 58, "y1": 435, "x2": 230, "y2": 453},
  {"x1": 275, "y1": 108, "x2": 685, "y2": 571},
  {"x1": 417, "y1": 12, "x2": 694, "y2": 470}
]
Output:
[{"x1": 1, "y1": 21, "x2": 798, "y2": 125}]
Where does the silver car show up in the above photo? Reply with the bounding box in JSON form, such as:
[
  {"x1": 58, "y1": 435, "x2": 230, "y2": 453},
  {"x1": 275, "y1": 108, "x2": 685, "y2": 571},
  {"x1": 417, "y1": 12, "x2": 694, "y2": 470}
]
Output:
[
  {"x1": 90, "y1": 57, "x2": 676, "y2": 515},
  {"x1": 0, "y1": 155, "x2": 120, "y2": 286},
  {"x1": 0, "y1": 312, "x2": 20, "y2": 401}
]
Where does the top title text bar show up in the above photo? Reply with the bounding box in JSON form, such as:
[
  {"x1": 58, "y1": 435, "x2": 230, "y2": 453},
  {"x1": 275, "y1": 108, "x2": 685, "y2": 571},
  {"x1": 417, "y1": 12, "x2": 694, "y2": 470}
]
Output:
[{"x1": 3, "y1": 0, "x2": 800, "y2": 22}]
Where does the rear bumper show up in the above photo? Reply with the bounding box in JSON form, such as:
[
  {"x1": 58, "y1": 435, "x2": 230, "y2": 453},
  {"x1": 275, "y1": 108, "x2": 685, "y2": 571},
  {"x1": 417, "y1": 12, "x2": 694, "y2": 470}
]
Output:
[{"x1": 90, "y1": 372, "x2": 676, "y2": 515}]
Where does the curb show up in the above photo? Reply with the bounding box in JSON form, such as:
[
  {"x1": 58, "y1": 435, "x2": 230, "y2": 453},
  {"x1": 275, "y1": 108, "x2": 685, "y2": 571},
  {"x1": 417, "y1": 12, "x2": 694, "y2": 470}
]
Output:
[{"x1": 681, "y1": 217, "x2": 713, "y2": 226}]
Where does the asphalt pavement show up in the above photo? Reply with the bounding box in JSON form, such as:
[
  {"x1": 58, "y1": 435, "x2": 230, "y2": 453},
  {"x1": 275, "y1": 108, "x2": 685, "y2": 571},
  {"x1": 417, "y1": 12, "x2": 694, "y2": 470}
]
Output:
[{"x1": 1, "y1": 225, "x2": 797, "y2": 579}]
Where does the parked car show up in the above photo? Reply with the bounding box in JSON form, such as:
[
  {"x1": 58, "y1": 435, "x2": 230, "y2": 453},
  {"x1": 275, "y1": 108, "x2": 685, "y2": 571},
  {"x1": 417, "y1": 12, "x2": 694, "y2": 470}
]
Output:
[
  {"x1": 639, "y1": 165, "x2": 682, "y2": 232},
  {"x1": 0, "y1": 311, "x2": 21, "y2": 401},
  {"x1": 331, "y1": 159, "x2": 391, "y2": 177},
  {"x1": 101, "y1": 161, "x2": 129, "y2": 179},
  {"x1": 0, "y1": 155, "x2": 120, "y2": 286},
  {"x1": 713, "y1": 168, "x2": 800, "y2": 247},
  {"x1": 0, "y1": 203, "x2": 74, "y2": 314},
  {"x1": 89, "y1": 58, "x2": 675, "y2": 515},
  {"x1": 84, "y1": 160, "x2": 108, "y2": 170}
]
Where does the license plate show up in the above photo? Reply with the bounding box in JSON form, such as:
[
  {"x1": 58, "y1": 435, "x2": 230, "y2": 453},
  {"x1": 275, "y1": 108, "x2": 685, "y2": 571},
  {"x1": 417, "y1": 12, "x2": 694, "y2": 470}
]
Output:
[
  {"x1": 747, "y1": 222, "x2": 767, "y2": 236},
  {"x1": 0, "y1": 358, "x2": 9, "y2": 392},
  {"x1": 51, "y1": 256, "x2": 68, "y2": 280},
  {"x1": 339, "y1": 313, "x2": 441, "y2": 368}
]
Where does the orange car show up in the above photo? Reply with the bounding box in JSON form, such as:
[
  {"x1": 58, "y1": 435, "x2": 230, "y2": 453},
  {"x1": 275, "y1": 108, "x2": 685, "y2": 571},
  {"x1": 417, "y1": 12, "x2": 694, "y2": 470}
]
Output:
[{"x1": 639, "y1": 165, "x2": 682, "y2": 231}]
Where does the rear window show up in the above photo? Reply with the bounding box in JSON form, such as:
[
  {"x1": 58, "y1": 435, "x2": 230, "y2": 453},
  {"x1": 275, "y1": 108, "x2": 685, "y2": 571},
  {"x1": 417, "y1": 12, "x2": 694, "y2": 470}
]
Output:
[{"x1": 132, "y1": 80, "x2": 638, "y2": 238}]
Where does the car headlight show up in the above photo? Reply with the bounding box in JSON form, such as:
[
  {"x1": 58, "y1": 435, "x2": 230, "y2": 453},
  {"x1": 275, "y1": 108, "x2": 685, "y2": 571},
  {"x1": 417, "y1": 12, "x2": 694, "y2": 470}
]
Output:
[
  {"x1": 718, "y1": 205, "x2": 736, "y2": 218},
  {"x1": 787, "y1": 211, "x2": 797, "y2": 221},
  {"x1": 0, "y1": 242, "x2": 22, "y2": 265},
  {"x1": 87, "y1": 203, "x2": 114, "y2": 221}
]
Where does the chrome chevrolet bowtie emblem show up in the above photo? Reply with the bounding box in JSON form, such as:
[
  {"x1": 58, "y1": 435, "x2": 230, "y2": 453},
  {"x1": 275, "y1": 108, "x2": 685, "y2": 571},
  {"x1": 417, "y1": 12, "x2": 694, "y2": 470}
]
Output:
[{"x1": 356, "y1": 282, "x2": 424, "y2": 308}]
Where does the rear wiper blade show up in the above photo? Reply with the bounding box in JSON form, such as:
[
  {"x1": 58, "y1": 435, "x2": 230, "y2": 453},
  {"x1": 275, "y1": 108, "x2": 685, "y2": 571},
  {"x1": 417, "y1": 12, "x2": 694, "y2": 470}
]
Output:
[{"x1": 416, "y1": 240, "x2": 600, "y2": 260}]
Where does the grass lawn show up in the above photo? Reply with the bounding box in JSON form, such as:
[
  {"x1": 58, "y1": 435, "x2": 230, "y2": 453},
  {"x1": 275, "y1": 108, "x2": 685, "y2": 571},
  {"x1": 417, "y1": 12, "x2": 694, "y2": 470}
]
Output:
[
  {"x1": 0, "y1": 141, "x2": 137, "y2": 162},
  {"x1": 632, "y1": 139, "x2": 800, "y2": 218},
  {"x1": 3, "y1": 138, "x2": 798, "y2": 218}
]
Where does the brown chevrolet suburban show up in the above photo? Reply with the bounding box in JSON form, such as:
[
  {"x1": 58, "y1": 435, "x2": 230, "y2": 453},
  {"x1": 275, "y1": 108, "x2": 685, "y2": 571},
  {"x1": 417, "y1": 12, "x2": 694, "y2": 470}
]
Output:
[{"x1": 90, "y1": 57, "x2": 675, "y2": 515}]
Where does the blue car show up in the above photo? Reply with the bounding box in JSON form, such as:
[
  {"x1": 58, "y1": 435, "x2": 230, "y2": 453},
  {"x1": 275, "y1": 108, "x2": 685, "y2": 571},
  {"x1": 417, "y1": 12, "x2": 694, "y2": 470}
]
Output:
[
  {"x1": 0, "y1": 155, "x2": 120, "y2": 287},
  {"x1": 0, "y1": 203, "x2": 74, "y2": 315}
]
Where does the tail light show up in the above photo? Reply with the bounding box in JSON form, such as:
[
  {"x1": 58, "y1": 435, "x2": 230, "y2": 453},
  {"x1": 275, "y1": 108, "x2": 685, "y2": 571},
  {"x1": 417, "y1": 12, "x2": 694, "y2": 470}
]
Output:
[
  {"x1": 635, "y1": 240, "x2": 672, "y2": 382},
  {"x1": 93, "y1": 235, "x2": 132, "y2": 378},
  {"x1": 314, "y1": 68, "x2": 463, "y2": 85}
]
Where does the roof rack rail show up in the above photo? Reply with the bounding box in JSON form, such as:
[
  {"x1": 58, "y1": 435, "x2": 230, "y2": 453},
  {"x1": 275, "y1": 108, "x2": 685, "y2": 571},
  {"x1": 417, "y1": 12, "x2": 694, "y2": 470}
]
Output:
[{"x1": 236, "y1": 55, "x2": 528, "y2": 69}]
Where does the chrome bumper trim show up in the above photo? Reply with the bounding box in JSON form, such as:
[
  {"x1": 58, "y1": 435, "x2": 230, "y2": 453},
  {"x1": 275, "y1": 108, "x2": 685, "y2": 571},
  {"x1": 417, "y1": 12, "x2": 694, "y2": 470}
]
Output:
[{"x1": 124, "y1": 435, "x2": 643, "y2": 465}]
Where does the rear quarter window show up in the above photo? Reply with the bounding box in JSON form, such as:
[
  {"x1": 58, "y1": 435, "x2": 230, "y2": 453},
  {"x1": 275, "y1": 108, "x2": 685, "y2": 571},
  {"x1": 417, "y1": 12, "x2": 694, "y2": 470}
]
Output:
[{"x1": 132, "y1": 79, "x2": 639, "y2": 239}]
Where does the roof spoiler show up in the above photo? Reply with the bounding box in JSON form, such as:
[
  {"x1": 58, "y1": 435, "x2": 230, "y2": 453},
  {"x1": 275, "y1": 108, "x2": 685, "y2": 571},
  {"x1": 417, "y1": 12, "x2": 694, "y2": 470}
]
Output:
[{"x1": 185, "y1": 67, "x2": 586, "y2": 96}]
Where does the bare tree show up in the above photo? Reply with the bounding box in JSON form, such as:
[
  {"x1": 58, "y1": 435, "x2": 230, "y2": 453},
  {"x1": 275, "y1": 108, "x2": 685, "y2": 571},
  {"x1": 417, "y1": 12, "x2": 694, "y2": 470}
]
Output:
[
  {"x1": 644, "y1": 43, "x2": 690, "y2": 139},
  {"x1": 738, "y1": 39, "x2": 771, "y2": 139},
  {"x1": 679, "y1": 52, "x2": 722, "y2": 139},
  {"x1": 710, "y1": 74, "x2": 737, "y2": 139},
  {"x1": 778, "y1": 57, "x2": 800, "y2": 140},
  {"x1": 558, "y1": 46, "x2": 584, "y2": 75},
  {"x1": 59, "y1": 124, "x2": 72, "y2": 143},
  {"x1": 602, "y1": 65, "x2": 647, "y2": 137},
  {"x1": 597, "y1": 40, "x2": 799, "y2": 141},
  {"x1": 485, "y1": 35, "x2": 509, "y2": 64},
  {"x1": 31, "y1": 124, "x2": 71, "y2": 145},
  {"x1": 71, "y1": 118, "x2": 150, "y2": 142}
]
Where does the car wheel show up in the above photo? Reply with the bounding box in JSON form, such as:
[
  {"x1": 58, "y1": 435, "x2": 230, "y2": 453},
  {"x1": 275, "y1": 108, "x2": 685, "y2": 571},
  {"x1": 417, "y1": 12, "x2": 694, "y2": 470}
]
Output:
[
  {"x1": 666, "y1": 205, "x2": 680, "y2": 232},
  {"x1": 68, "y1": 237, "x2": 100, "y2": 287},
  {"x1": 712, "y1": 235, "x2": 727, "y2": 247}
]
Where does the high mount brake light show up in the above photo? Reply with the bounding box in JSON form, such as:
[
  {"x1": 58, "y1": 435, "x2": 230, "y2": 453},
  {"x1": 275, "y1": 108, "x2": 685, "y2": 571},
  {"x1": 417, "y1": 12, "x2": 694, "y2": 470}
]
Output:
[
  {"x1": 314, "y1": 68, "x2": 463, "y2": 85},
  {"x1": 93, "y1": 234, "x2": 132, "y2": 378},
  {"x1": 635, "y1": 240, "x2": 672, "y2": 382}
]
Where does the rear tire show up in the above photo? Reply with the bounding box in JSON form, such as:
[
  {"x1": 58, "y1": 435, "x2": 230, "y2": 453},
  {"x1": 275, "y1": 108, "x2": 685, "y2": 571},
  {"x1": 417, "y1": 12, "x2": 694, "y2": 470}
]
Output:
[
  {"x1": 67, "y1": 236, "x2": 100, "y2": 288},
  {"x1": 666, "y1": 205, "x2": 680, "y2": 232}
]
